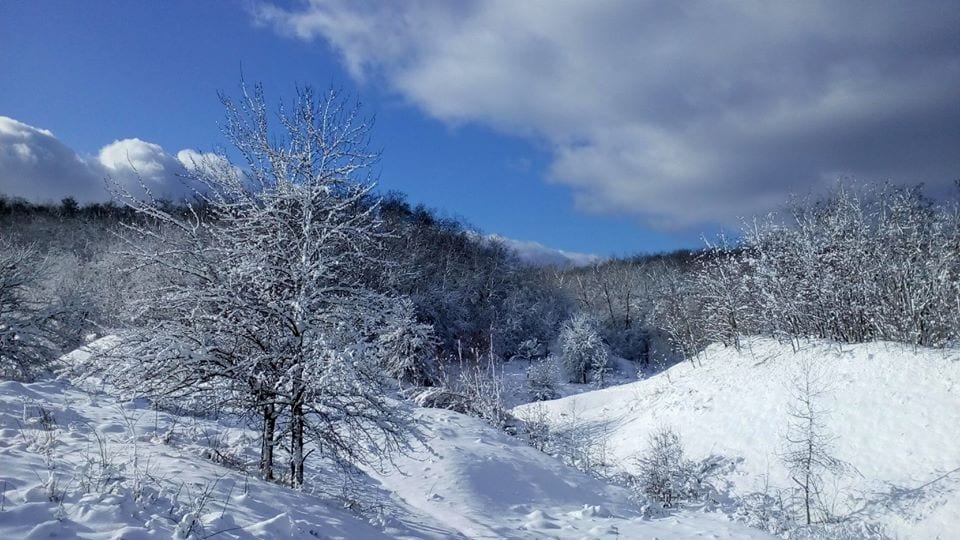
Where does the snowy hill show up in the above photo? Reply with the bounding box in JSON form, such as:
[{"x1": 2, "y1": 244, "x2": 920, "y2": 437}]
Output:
[
  {"x1": 513, "y1": 338, "x2": 960, "y2": 539},
  {"x1": 0, "y1": 347, "x2": 771, "y2": 539}
]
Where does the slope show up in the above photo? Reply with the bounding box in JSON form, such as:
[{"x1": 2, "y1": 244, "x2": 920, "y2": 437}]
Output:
[
  {"x1": 0, "y1": 337, "x2": 775, "y2": 539},
  {"x1": 513, "y1": 338, "x2": 960, "y2": 539}
]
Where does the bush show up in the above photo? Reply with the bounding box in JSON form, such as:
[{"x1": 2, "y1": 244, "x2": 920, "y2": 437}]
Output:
[
  {"x1": 416, "y1": 354, "x2": 511, "y2": 429},
  {"x1": 526, "y1": 356, "x2": 561, "y2": 401},
  {"x1": 632, "y1": 426, "x2": 721, "y2": 510},
  {"x1": 635, "y1": 427, "x2": 687, "y2": 507},
  {"x1": 0, "y1": 240, "x2": 57, "y2": 380},
  {"x1": 376, "y1": 297, "x2": 439, "y2": 386},
  {"x1": 514, "y1": 337, "x2": 546, "y2": 361},
  {"x1": 558, "y1": 313, "x2": 609, "y2": 384}
]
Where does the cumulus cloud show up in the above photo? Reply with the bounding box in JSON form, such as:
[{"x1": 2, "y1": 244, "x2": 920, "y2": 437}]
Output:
[
  {"x1": 255, "y1": 0, "x2": 960, "y2": 228},
  {"x1": 0, "y1": 116, "x2": 214, "y2": 203},
  {"x1": 0, "y1": 116, "x2": 105, "y2": 203}
]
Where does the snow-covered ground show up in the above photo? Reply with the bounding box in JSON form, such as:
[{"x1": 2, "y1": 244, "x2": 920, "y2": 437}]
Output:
[
  {"x1": 9, "y1": 336, "x2": 954, "y2": 539},
  {"x1": 0, "y1": 343, "x2": 771, "y2": 539},
  {"x1": 0, "y1": 377, "x2": 453, "y2": 540},
  {"x1": 498, "y1": 354, "x2": 641, "y2": 409},
  {"x1": 514, "y1": 338, "x2": 960, "y2": 539},
  {"x1": 369, "y1": 407, "x2": 768, "y2": 539}
]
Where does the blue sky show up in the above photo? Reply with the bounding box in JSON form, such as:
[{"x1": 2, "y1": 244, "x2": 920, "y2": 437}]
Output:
[{"x1": 2, "y1": 1, "x2": 958, "y2": 257}]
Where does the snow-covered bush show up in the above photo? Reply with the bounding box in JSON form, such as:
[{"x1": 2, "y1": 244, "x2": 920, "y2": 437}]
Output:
[
  {"x1": 635, "y1": 427, "x2": 687, "y2": 507},
  {"x1": 376, "y1": 297, "x2": 438, "y2": 386},
  {"x1": 519, "y1": 402, "x2": 552, "y2": 452},
  {"x1": 558, "y1": 314, "x2": 609, "y2": 384},
  {"x1": 734, "y1": 489, "x2": 792, "y2": 536},
  {"x1": 416, "y1": 352, "x2": 511, "y2": 429},
  {"x1": 526, "y1": 355, "x2": 560, "y2": 401},
  {"x1": 0, "y1": 240, "x2": 58, "y2": 380},
  {"x1": 786, "y1": 521, "x2": 891, "y2": 540},
  {"x1": 514, "y1": 337, "x2": 546, "y2": 361},
  {"x1": 525, "y1": 398, "x2": 613, "y2": 478},
  {"x1": 455, "y1": 357, "x2": 510, "y2": 428},
  {"x1": 632, "y1": 426, "x2": 721, "y2": 511}
]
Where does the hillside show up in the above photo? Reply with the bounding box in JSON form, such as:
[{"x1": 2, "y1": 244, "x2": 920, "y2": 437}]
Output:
[
  {"x1": 0, "y1": 343, "x2": 772, "y2": 539},
  {"x1": 513, "y1": 338, "x2": 960, "y2": 539}
]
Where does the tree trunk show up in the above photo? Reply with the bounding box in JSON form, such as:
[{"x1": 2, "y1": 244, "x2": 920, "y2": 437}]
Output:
[
  {"x1": 290, "y1": 397, "x2": 305, "y2": 488},
  {"x1": 260, "y1": 402, "x2": 277, "y2": 481}
]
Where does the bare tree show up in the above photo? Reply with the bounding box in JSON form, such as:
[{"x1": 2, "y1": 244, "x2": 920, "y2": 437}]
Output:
[
  {"x1": 781, "y1": 357, "x2": 850, "y2": 525},
  {"x1": 653, "y1": 265, "x2": 706, "y2": 367},
  {"x1": 78, "y1": 82, "x2": 414, "y2": 487}
]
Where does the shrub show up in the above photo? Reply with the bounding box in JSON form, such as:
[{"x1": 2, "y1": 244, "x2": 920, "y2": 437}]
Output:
[
  {"x1": 526, "y1": 356, "x2": 560, "y2": 401},
  {"x1": 558, "y1": 314, "x2": 609, "y2": 384},
  {"x1": 632, "y1": 426, "x2": 721, "y2": 510},
  {"x1": 636, "y1": 427, "x2": 688, "y2": 507},
  {"x1": 376, "y1": 297, "x2": 439, "y2": 386},
  {"x1": 514, "y1": 337, "x2": 546, "y2": 361}
]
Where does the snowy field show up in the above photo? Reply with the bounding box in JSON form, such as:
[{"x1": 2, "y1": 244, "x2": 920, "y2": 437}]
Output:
[
  {"x1": 2, "y1": 337, "x2": 957, "y2": 538},
  {"x1": 514, "y1": 338, "x2": 960, "y2": 539},
  {"x1": 0, "y1": 342, "x2": 771, "y2": 539}
]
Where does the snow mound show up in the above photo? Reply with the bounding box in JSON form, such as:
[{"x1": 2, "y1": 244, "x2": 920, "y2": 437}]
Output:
[{"x1": 513, "y1": 338, "x2": 960, "y2": 539}]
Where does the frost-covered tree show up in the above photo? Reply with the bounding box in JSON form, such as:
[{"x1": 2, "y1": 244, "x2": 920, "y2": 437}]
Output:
[
  {"x1": 376, "y1": 297, "x2": 438, "y2": 386},
  {"x1": 653, "y1": 266, "x2": 707, "y2": 366},
  {"x1": 782, "y1": 358, "x2": 849, "y2": 524},
  {"x1": 696, "y1": 238, "x2": 754, "y2": 352},
  {"x1": 635, "y1": 427, "x2": 688, "y2": 508},
  {"x1": 558, "y1": 313, "x2": 608, "y2": 384},
  {"x1": 79, "y1": 83, "x2": 413, "y2": 487},
  {"x1": 563, "y1": 261, "x2": 654, "y2": 362},
  {"x1": 378, "y1": 194, "x2": 571, "y2": 360},
  {"x1": 737, "y1": 183, "x2": 960, "y2": 348},
  {"x1": 0, "y1": 239, "x2": 57, "y2": 380}
]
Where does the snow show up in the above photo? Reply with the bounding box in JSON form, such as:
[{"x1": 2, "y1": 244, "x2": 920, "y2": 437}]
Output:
[
  {"x1": 498, "y1": 353, "x2": 641, "y2": 409},
  {"x1": 0, "y1": 341, "x2": 773, "y2": 539},
  {"x1": 513, "y1": 337, "x2": 960, "y2": 539},
  {"x1": 366, "y1": 407, "x2": 770, "y2": 538},
  {"x1": 0, "y1": 377, "x2": 439, "y2": 540}
]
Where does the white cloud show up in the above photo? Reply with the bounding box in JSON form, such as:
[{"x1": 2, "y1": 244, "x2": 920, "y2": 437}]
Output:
[
  {"x1": 485, "y1": 234, "x2": 600, "y2": 268},
  {"x1": 0, "y1": 116, "x2": 209, "y2": 203},
  {"x1": 255, "y1": 0, "x2": 960, "y2": 229},
  {"x1": 98, "y1": 138, "x2": 194, "y2": 196},
  {"x1": 0, "y1": 116, "x2": 104, "y2": 203}
]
